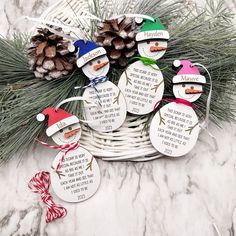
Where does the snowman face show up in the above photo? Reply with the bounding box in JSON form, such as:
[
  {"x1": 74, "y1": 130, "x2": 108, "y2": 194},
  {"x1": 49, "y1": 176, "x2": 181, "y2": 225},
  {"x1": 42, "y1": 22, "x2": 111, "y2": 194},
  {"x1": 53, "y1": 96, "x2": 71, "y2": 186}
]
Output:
[
  {"x1": 52, "y1": 122, "x2": 82, "y2": 145},
  {"x1": 137, "y1": 39, "x2": 167, "y2": 60},
  {"x1": 81, "y1": 55, "x2": 110, "y2": 79},
  {"x1": 173, "y1": 83, "x2": 203, "y2": 102}
]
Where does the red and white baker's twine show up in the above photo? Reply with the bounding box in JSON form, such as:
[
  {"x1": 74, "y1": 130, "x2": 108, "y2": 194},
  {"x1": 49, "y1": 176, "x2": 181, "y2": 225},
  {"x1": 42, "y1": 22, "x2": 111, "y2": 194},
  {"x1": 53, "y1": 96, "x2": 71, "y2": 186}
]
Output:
[
  {"x1": 28, "y1": 139, "x2": 79, "y2": 223},
  {"x1": 35, "y1": 138, "x2": 80, "y2": 171},
  {"x1": 28, "y1": 171, "x2": 67, "y2": 223}
]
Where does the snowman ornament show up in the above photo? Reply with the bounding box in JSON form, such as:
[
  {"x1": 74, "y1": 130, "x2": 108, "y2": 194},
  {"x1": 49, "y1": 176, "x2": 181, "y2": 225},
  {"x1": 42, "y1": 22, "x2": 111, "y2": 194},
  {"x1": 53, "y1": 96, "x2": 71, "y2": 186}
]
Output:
[
  {"x1": 149, "y1": 60, "x2": 206, "y2": 157},
  {"x1": 70, "y1": 40, "x2": 127, "y2": 132},
  {"x1": 118, "y1": 17, "x2": 169, "y2": 115},
  {"x1": 36, "y1": 106, "x2": 101, "y2": 202}
]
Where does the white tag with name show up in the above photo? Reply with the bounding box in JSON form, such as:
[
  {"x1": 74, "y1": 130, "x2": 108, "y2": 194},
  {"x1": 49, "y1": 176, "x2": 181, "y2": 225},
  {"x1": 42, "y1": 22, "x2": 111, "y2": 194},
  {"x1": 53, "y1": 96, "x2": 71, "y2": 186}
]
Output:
[
  {"x1": 83, "y1": 80, "x2": 127, "y2": 132},
  {"x1": 50, "y1": 147, "x2": 100, "y2": 202},
  {"x1": 118, "y1": 60, "x2": 164, "y2": 115},
  {"x1": 149, "y1": 102, "x2": 200, "y2": 157}
]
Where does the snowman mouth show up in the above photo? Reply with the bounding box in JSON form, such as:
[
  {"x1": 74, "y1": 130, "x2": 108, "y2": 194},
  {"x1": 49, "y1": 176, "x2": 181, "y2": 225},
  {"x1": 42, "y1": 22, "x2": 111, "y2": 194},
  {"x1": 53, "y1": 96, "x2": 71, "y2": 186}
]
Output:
[
  {"x1": 142, "y1": 48, "x2": 158, "y2": 57},
  {"x1": 178, "y1": 90, "x2": 195, "y2": 100},
  {"x1": 88, "y1": 67, "x2": 105, "y2": 77},
  {"x1": 58, "y1": 134, "x2": 76, "y2": 144},
  {"x1": 93, "y1": 61, "x2": 109, "y2": 71}
]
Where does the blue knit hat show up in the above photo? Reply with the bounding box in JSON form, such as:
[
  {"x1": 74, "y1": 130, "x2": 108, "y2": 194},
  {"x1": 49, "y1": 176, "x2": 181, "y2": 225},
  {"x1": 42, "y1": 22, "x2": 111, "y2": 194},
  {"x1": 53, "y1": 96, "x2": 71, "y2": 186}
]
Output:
[{"x1": 72, "y1": 40, "x2": 107, "y2": 67}]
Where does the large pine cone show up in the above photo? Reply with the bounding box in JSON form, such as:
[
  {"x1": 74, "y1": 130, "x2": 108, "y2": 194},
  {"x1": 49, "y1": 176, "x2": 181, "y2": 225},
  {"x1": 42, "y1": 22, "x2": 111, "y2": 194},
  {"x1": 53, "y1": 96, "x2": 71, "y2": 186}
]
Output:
[
  {"x1": 28, "y1": 28, "x2": 76, "y2": 80},
  {"x1": 95, "y1": 16, "x2": 139, "y2": 67}
]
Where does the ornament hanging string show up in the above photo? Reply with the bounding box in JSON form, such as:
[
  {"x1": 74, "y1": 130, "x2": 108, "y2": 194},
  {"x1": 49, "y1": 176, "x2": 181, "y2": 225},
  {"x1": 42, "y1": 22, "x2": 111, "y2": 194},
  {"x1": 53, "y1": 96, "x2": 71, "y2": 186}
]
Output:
[
  {"x1": 22, "y1": 16, "x2": 84, "y2": 40},
  {"x1": 191, "y1": 63, "x2": 217, "y2": 148},
  {"x1": 128, "y1": 56, "x2": 168, "y2": 71},
  {"x1": 28, "y1": 171, "x2": 67, "y2": 223},
  {"x1": 36, "y1": 96, "x2": 98, "y2": 171},
  {"x1": 21, "y1": 13, "x2": 157, "y2": 42},
  {"x1": 55, "y1": 96, "x2": 100, "y2": 123},
  {"x1": 74, "y1": 76, "x2": 109, "y2": 90},
  {"x1": 22, "y1": 12, "x2": 101, "y2": 41},
  {"x1": 75, "y1": 76, "x2": 109, "y2": 107},
  {"x1": 108, "y1": 14, "x2": 155, "y2": 22},
  {"x1": 153, "y1": 63, "x2": 216, "y2": 149},
  {"x1": 153, "y1": 63, "x2": 213, "y2": 126},
  {"x1": 35, "y1": 138, "x2": 79, "y2": 171},
  {"x1": 153, "y1": 97, "x2": 196, "y2": 111},
  {"x1": 191, "y1": 63, "x2": 212, "y2": 129}
]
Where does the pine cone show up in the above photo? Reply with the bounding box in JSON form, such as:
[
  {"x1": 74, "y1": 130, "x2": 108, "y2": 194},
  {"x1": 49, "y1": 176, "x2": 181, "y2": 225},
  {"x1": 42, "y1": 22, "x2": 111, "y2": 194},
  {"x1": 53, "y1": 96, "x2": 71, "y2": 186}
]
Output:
[
  {"x1": 28, "y1": 28, "x2": 76, "y2": 80},
  {"x1": 95, "y1": 16, "x2": 139, "y2": 67}
]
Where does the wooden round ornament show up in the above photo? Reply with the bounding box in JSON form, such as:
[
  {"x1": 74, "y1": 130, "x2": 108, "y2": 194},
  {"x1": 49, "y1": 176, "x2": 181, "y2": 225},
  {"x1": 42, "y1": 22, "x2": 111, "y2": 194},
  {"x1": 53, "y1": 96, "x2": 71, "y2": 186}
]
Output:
[
  {"x1": 83, "y1": 80, "x2": 127, "y2": 132},
  {"x1": 149, "y1": 102, "x2": 200, "y2": 157},
  {"x1": 36, "y1": 105, "x2": 101, "y2": 203},
  {"x1": 50, "y1": 147, "x2": 101, "y2": 202},
  {"x1": 118, "y1": 60, "x2": 164, "y2": 115}
]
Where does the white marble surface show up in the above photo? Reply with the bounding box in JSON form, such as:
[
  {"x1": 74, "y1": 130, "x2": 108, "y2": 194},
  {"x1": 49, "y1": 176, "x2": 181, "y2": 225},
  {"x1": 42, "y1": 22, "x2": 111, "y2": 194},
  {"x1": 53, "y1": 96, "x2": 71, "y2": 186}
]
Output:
[{"x1": 1, "y1": 0, "x2": 236, "y2": 236}]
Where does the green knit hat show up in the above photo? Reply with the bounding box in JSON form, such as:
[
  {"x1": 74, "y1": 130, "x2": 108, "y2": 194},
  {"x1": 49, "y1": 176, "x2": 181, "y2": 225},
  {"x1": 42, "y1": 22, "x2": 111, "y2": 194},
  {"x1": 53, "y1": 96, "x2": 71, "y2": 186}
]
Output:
[{"x1": 136, "y1": 16, "x2": 169, "y2": 42}]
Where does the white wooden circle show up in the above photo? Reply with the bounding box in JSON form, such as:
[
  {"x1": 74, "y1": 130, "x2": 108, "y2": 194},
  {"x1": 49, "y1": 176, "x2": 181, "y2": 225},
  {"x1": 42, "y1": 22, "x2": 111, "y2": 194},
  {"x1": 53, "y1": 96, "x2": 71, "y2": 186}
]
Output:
[
  {"x1": 149, "y1": 102, "x2": 200, "y2": 157},
  {"x1": 118, "y1": 60, "x2": 164, "y2": 115},
  {"x1": 173, "y1": 83, "x2": 203, "y2": 103},
  {"x1": 50, "y1": 147, "x2": 100, "y2": 202},
  {"x1": 82, "y1": 80, "x2": 127, "y2": 132},
  {"x1": 51, "y1": 122, "x2": 82, "y2": 146},
  {"x1": 81, "y1": 55, "x2": 110, "y2": 79},
  {"x1": 137, "y1": 40, "x2": 168, "y2": 60}
]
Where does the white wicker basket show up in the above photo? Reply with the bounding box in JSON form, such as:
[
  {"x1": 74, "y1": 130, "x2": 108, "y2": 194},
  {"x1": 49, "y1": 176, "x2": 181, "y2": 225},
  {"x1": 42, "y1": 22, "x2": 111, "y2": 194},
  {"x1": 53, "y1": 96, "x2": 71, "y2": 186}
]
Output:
[{"x1": 39, "y1": 0, "x2": 164, "y2": 161}]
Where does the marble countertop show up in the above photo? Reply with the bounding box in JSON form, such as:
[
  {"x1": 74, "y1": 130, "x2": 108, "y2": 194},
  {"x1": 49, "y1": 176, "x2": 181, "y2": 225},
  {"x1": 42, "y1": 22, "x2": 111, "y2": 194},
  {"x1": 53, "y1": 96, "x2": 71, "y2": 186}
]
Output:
[{"x1": 0, "y1": 0, "x2": 236, "y2": 235}]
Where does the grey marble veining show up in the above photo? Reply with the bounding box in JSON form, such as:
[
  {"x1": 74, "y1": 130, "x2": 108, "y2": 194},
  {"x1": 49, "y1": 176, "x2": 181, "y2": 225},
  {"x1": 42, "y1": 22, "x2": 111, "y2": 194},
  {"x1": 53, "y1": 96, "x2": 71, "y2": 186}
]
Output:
[
  {"x1": 0, "y1": 0, "x2": 236, "y2": 235},
  {"x1": 2, "y1": 123, "x2": 236, "y2": 236}
]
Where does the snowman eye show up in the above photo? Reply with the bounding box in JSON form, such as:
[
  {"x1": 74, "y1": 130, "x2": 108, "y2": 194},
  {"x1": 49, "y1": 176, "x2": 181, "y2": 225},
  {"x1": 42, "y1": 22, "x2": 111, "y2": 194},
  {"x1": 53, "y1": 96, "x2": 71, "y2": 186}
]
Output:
[
  {"x1": 89, "y1": 61, "x2": 93, "y2": 66},
  {"x1": 147, "y1": 40, "x2": 151, "y2": 44},
  {"x1": 155, "y1": 42, "x2": 159, "y2": 46},
  {"x1": 68, "y1": 126, "x2": 72, "y2": 131},
  {"x1": 59, "y1": 129, "x2": 63, "y2": 133},
  {"x1": 97, "y1": 60, "x2": 101, "y2": 64},
  {"x1": 182, "y1": 84, "x2": 186, "y2": 87},
  {"x1": 191, "y1": 86, "x2": 194, "y2": 89}
]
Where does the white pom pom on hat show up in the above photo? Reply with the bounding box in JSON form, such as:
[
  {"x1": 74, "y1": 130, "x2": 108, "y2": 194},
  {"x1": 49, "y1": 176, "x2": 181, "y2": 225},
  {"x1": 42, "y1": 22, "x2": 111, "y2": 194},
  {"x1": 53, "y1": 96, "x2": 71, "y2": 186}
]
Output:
[
  {"x1": 36, "y1": 113, "x2": 45, "y2": 122},
  {"x1": 135, "y1": 17, "x2": 144, "y2": 24},
  {"x1": 35, "y1": 107, "x2": 80, "y2": 137},
  {"x1": 173, "y1": 60, "x2": 181, "y2": 68},
  {"x1": 68, "y1": 43, "x2": 75, "y2": 52}
]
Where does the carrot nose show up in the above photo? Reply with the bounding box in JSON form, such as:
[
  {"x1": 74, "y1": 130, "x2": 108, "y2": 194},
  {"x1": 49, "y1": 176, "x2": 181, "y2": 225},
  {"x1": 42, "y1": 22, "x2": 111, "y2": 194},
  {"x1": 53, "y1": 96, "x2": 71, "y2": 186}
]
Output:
[
  {"x1": 185, "y1": 88, "x2": 203, "y2": 94},
  {"x1": 64, "y1": 128, "x2": 80, "y2": 139},
  {"x1": 150, "y1": 46, "x2": 167, "y2": 52},
  {"x1": 93, "y1": 61, "x2": 108, "y2": 71}
]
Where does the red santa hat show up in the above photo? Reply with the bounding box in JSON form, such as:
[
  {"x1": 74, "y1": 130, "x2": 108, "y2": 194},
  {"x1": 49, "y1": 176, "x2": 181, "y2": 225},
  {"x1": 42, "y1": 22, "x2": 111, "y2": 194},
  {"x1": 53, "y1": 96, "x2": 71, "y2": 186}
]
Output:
[
  {"x1": 36, "y1": 107, "x2": 79, "y2": 137},
  {"x1": 172, "y1": 59, "x2": 206, "y2": 84}
]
